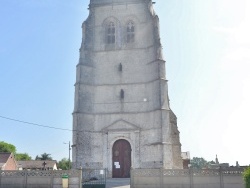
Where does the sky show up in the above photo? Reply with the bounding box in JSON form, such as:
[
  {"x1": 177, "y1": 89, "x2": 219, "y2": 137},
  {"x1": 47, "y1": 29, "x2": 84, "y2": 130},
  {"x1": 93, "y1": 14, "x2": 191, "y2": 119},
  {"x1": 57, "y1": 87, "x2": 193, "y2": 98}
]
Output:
[{"x1": 0, "y1": 0, "x2": 249, "y2": 166}]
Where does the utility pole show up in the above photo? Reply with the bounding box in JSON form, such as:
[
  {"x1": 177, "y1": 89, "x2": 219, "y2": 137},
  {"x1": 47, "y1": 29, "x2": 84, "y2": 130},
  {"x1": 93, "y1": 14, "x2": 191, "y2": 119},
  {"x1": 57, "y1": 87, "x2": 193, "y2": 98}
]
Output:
[
  {"x1": 68, "y1": 141, "x2": 71, "y2": 170},
  {"x1": 64, "y1": 141, "x2": 71, "y2": 170}
]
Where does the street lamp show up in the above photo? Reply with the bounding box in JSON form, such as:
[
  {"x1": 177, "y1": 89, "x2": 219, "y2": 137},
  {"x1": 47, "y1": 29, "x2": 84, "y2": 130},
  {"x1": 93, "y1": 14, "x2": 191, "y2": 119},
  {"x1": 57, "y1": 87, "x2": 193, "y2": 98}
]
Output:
[{"x1": 64, "y1": 141, "x2": 71, "y2": 170}]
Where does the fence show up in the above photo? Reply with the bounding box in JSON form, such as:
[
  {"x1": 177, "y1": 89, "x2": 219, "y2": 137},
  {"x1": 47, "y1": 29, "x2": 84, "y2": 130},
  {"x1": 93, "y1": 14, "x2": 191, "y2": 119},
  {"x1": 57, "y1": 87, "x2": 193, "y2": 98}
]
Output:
[
  {"x1": 131, "y1": 167, "x2": 245, "y2": 188},
  {"x1": 82, "y1": 169, "x2": 106, "y2": 188},
  {"x1": 0, "y1": 169, "x2": 82, "y2": 188}
]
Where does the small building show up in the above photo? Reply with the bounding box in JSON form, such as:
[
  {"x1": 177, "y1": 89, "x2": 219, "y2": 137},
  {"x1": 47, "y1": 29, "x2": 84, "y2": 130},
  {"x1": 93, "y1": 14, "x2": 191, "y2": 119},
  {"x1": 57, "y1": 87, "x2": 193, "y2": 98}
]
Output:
[
  {"x1": 0, "y1": 152, "x2": 18, "y2": 170},
  {"x1": 209, "y1": 155, "x2": 230, "y2": 169},
  {"x1": 17, "y1": 160, "x2": 58, "y2": 171},
  {"x1": 181, "y1": 152, "x2": 191, "y2": 169}
]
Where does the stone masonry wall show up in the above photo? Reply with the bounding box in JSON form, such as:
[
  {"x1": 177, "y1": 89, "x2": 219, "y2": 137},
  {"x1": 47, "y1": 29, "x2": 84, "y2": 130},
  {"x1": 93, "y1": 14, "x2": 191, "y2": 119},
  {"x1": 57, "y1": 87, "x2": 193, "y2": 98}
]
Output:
[{"x1": 72, "y1": 0, "x2": 183, "y2": 176}]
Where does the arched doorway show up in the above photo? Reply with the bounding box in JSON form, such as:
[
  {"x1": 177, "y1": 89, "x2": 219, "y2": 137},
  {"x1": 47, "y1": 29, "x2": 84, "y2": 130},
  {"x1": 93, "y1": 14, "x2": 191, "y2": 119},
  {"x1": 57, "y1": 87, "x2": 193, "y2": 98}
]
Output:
[{"x1": 112, "y1": 139, "x2": 131, "y2": 178}]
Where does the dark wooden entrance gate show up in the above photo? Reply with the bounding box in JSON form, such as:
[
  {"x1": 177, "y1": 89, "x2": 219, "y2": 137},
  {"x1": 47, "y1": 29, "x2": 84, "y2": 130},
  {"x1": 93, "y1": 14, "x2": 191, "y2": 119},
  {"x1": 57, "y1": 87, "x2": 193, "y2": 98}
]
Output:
[{"x1": 112, "y1": 139, "x2": 131, "y2": 178}]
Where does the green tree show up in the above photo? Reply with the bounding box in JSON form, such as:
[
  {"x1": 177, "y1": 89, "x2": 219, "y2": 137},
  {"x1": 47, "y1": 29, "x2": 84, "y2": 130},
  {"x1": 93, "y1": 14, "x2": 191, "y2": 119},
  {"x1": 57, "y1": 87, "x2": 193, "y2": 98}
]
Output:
[
  {"x1": 0, "y1": 141, "x2": 16, "y2": 153},
  {"x1": 243, "y1": 167, "x2": 250, "y2": 188},
  {"x1": 35, "y1": 153, "x2": 52, "y2": 160},
  {"x1": 58, "y1": 158, "x2": 72, "y2": 170},
  {"x1": 15, "y1": 153, "x2": 32, "y2": 161},
  {"x1": 190, "y1": 157, "x2": 208, "y2": 169}
]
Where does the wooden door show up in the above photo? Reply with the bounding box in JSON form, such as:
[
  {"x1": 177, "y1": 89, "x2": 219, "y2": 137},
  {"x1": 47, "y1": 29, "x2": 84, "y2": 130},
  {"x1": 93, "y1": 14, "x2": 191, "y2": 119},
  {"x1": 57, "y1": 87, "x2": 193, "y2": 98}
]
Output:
[{"x1": 112, "y1": 139, "x2": 131, "y2": 178}]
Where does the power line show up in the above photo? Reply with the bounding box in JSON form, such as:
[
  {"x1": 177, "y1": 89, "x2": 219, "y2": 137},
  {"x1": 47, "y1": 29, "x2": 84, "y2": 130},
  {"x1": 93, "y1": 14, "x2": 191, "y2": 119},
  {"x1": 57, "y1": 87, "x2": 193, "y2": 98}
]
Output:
[
  {"x1": 0, "y1": 115, "x2": 73, "y2": 132},
  {"x1": 0, "y1": 115, "x2": 98, "y2": 133}
]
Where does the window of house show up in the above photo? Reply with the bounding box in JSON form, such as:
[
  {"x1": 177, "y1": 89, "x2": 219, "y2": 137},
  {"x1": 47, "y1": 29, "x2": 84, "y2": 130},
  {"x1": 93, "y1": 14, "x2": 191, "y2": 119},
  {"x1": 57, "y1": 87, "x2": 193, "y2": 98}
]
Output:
[
  {"x1": 107, "y1": 22, "x2": 116, "y2": 44},
  {"x1": 127, "y1": 22, "x2": 135, "y2": 43}
]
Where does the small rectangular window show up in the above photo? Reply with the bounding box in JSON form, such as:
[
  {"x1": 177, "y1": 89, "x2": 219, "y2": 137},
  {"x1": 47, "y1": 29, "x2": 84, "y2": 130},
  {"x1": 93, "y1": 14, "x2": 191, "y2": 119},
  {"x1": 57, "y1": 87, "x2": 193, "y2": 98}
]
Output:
[{"x1": 120, "y1": 89, "x2": 124, "y2": 99}]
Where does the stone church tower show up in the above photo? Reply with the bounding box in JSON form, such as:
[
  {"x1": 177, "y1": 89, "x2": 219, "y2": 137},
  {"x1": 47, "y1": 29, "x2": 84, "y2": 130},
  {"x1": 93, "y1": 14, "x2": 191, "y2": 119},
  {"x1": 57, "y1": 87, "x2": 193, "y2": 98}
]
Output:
[{"x1": 72, "y1": 0, "x2": 183, "y2": 177}]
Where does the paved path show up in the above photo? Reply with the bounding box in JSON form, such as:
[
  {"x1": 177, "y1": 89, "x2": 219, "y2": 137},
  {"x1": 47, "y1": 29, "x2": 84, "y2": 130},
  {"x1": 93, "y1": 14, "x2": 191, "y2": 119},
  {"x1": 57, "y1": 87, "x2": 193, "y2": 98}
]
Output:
[{"x1": 106, "y1": 178, "x2": 130, "y2": 188}]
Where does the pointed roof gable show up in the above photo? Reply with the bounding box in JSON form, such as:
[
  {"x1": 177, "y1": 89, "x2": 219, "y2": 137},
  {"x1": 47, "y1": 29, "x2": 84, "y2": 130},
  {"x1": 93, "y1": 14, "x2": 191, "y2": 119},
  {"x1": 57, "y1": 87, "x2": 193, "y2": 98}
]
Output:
[{"x1": 102, "y1": 119, "x2": 140, "y2": 132}]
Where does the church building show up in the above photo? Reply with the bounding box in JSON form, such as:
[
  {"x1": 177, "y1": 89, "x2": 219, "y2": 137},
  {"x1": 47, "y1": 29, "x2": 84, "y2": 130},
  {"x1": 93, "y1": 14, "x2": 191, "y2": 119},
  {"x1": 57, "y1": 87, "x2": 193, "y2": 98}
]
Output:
[{"x1": 72, "y1": 0, "x2": 183, "y2": 178}]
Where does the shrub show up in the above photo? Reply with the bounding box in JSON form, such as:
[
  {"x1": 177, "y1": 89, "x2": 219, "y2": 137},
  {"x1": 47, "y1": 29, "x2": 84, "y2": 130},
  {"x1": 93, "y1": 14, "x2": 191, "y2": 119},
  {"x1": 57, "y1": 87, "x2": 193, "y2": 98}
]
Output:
[{"x1": 243, "y1": 167, "x2": 250, "y2": 188}]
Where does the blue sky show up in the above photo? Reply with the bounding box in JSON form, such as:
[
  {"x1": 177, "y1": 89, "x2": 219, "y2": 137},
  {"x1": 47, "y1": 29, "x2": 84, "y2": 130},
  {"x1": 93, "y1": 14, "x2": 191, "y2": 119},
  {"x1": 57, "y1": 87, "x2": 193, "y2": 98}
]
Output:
[{"x1": 0, "y1": 0, "x2": 249, "y2": 166}]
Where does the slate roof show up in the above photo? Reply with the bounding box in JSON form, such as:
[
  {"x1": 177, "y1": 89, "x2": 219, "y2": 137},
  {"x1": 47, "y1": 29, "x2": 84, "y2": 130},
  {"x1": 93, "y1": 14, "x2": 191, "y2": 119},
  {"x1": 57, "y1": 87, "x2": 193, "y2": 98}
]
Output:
[
  {"x1": 0, "y1": 152, "x2": 12, "y2": 164},
  {"x1": 17, "y1": 160, "x2": 57, "y2": 169}
]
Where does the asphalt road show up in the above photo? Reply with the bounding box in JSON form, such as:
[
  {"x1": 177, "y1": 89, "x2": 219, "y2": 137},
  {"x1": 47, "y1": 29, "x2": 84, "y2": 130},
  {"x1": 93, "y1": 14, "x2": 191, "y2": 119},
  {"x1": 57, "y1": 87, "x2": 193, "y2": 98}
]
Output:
[{"x1": 106, "y1": 178, "x2": 130, "y2": 188}]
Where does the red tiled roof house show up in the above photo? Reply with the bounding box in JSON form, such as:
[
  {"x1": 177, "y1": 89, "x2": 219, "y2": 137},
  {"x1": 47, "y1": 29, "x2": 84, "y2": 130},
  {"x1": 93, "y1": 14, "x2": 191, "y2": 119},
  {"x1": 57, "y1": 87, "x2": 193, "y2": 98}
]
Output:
[{"x1": 0, "y1": 152, "x2": 18, "y2": 170}]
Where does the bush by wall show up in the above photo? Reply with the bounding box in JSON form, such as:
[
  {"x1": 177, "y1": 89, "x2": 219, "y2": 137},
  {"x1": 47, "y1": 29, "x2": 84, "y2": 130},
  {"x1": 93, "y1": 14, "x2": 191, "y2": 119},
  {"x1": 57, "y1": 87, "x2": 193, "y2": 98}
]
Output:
[{"x1": 243, "y1": 167, "x2": 250, "y2": 188}]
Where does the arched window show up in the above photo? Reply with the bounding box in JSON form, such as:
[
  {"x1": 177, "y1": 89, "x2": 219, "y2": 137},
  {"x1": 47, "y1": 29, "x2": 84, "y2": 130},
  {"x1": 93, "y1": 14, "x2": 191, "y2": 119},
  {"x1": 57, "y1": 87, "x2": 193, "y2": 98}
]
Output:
[
  {"x1": 127, "y1": 22, "x2": 135, "y2": 43},
  {"x1": 107, "y1": 22, "x2": 116, "y2": 44}
]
